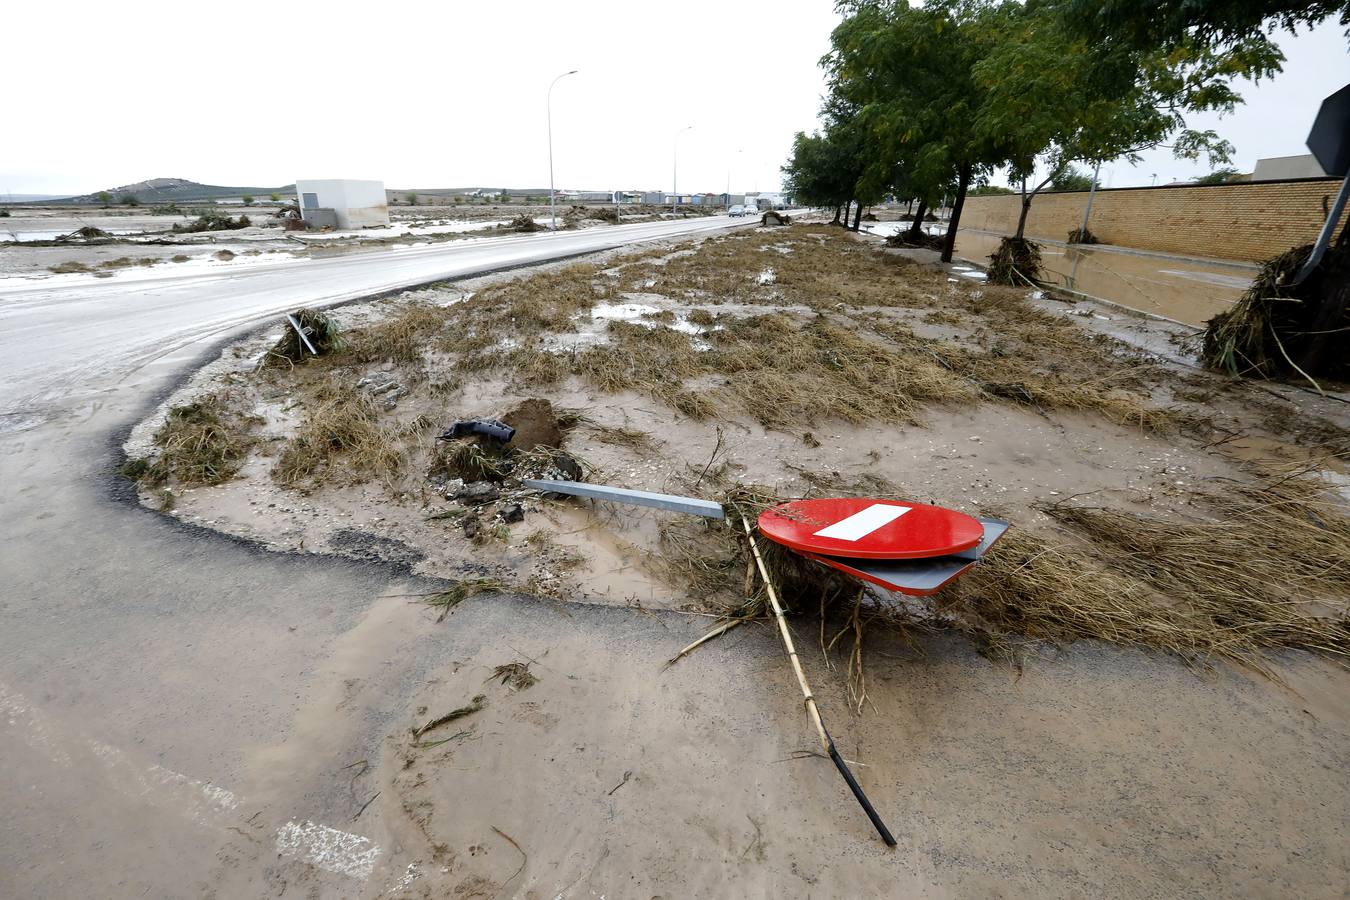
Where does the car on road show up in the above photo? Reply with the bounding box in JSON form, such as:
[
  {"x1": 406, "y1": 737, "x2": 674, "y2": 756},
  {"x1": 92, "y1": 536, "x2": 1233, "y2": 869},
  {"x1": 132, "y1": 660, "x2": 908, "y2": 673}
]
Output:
[{"x1": 728, "y1": 204, "x2": 748, "y2": 217}]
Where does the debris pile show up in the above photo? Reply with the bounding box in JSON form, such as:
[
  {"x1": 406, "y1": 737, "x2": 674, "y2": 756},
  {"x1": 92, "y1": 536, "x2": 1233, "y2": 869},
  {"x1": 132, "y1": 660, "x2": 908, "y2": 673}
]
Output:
[
  {"x1": 1202, "y1": 240, "x2": 1350, "y2": 383},
  {"x1": 173, "y1": 212, "x2": 252, "y2": 233},
  {"x1": 502, "y1": 214, "x2": 543, "y2": 233},
  {"x1": 264, "y1": 308, "x2": 344, "y2": 364},
  {"x1": 427, "y1": 399, "x2": 583, "y2": 542},
  {"x1": 1066, "y1": 227, "x2": 1100, "y2": 244},
  {"x1": 987, "y1": 236, "x2": 1042, "y2": 285},
  {"x1": 121, "y1": 393, "x2": 259, "y2": 488},
  {"x1": 54, "y1": 226, "x2": 112, "y2": 241}
]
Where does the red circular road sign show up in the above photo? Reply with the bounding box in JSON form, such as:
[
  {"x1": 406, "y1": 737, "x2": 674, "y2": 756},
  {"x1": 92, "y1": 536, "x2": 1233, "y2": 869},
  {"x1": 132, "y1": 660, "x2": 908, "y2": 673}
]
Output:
[{"x1": 757, "y1": 498, "x2": 983, "y2": 560}]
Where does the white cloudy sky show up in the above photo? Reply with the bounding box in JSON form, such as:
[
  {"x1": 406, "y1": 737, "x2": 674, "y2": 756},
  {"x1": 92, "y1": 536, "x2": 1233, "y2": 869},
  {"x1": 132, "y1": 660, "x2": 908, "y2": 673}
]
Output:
[{"x1": 3, "y1": 1, "x2": 1346, "y2": 197}]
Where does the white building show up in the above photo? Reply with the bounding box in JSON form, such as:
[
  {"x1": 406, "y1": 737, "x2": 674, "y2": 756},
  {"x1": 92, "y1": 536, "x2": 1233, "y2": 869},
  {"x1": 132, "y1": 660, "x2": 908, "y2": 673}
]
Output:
[
  {"x1": 1251, "y1": 155, "x2": 1327, "y2": 181},
  {"x1": 294, "y1": 179, "x2": 389, "y2": 229}
]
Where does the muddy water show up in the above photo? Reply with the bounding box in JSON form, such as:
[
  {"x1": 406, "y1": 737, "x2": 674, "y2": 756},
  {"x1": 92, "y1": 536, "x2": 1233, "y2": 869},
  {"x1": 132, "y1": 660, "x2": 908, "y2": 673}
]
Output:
[{"x1": 953, "y1": 229, "x2": 1257, "y2": 326}]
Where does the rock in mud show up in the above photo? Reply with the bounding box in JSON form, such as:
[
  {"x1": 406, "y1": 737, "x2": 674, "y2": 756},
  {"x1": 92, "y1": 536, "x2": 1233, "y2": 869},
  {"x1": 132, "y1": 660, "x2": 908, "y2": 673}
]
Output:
[
  {"x1": 456, "y1": 482, "x2": 501, "y2": 506},
  {"x1": 498, "y1": 503, "x2": 524, "y2": 524},
  {"x1": 549, "y1": 450, "x2": 582, "y2": 481}
]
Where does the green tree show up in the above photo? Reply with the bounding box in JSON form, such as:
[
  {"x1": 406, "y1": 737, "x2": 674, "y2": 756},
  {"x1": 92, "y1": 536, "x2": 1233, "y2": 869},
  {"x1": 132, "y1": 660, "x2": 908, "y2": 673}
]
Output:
[
  {"x1": 96, "y1": 191, "x2": 112, "y2": 207},
  {"x1": 782, "y1": 123, "x2": 870, "y2": 226},
  {"x1": 1195, "y1": 167, "x2": 1241, "y2": 185},
  {"x1": 1050, "y1": 167, "x2": 1098, "y2": 192},
  {"x1": 968, "y1": 183, "x2": 1016, "y2": 196},
  {"x1": 241, "y1": 195, "x2": 255, "y2": 206},
  {"x1": 406, "y1": 193, "x2": 418, "y2": 205},
  {"x1": 828, "y1": 0, "x2": 1006, "y2": 261},
  {"x1": 972, "y1": 0, "x2": 1234, "y2": 246},
  {"x1": 1066, "y1": 0, "x2": 1346, "y2": 75},
  {"x1": 120, "y1": 193, "x2": 139, "y2": 207},
  {"x1": 269, "y1": 192, "x2": 281, "y2": 202}
]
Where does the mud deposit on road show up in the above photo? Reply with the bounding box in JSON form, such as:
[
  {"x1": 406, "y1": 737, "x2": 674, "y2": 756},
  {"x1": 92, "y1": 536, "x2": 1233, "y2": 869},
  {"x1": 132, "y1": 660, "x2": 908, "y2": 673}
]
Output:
[{"x1": 117, "y1": 223, "x2": 1350, "y2": 896}]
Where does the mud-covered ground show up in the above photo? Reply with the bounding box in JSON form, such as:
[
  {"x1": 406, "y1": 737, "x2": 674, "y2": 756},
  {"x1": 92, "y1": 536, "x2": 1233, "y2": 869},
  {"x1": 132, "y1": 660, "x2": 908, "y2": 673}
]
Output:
[{"x1": 117, "y1": 222, "x2": 1350, "y2": 897}]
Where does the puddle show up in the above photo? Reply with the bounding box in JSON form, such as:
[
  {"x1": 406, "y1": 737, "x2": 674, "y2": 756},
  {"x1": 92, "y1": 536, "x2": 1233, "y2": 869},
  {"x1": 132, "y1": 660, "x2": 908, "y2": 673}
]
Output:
[
  {"x1": 591, "y1": 302, "x2": 662, "y2": 322},
  {"x1": 588, "y1": 300, "x2": 711, "y2": 338}
]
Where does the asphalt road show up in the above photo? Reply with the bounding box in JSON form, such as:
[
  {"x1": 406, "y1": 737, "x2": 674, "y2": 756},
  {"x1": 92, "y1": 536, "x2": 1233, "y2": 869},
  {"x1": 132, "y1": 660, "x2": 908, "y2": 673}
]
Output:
[
  {"x1": 0, "y1": 214, "x2": 756, "y2": 432},
  {"x1": 0, "y1": 215, "x2": 754, "y2": 897}
]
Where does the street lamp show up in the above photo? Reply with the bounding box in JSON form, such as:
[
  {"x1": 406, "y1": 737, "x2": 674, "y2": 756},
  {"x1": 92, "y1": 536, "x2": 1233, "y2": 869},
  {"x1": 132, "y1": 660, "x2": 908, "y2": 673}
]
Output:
[
  {"x1": 726, "y1": 148, "x2": 742, "y2": 211},
  {"x1": 547, "y1": 69, "x2": 578, "y2": 231},
  {"x1": 673, "y1": 125, "x2": 692, "y2": 214}
]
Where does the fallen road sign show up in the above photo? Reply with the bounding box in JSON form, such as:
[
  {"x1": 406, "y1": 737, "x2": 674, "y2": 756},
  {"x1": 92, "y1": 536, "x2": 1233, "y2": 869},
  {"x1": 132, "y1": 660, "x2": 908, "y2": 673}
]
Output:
[{"x1": 756, "y1": 497, "x2": 985, "y2": 560}]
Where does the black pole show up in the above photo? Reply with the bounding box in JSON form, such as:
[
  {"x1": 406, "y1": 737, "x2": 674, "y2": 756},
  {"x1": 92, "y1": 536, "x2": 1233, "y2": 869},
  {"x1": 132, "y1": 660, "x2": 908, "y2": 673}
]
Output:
[{"x1": 825, "y1": 729, "x2": 897, "y2": 846}]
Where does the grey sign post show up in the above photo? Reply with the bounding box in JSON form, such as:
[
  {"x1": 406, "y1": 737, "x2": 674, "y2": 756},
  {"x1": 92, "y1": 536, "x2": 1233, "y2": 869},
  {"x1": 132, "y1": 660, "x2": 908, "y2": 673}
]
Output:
[{"x1": 1296, "y1": 82, "x2": 1350, "y2": 284}]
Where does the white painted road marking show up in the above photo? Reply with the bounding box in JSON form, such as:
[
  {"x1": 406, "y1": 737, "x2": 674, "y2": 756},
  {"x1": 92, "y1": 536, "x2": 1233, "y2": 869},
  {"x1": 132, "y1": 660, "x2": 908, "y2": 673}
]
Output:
[
  {"x1": 813, "y1": 503, "x2": 911, "y2": 541},
  {"x1": 276, "y1": 820, "x2": 381, "y2": 880}
]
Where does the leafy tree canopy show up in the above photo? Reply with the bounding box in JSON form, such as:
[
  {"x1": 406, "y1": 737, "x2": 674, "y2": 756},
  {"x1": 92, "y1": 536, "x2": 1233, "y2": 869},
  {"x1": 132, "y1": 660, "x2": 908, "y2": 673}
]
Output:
[{"x1": 1195, "y1": 166, "x2": 1242, "y2": 184}]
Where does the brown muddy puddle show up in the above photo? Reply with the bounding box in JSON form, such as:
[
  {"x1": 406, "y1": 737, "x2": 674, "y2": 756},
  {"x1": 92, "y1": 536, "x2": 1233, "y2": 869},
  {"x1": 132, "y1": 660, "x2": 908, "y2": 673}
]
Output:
[{"x1": 953, "y1": 229, "x2": 1256, "y2": 326}]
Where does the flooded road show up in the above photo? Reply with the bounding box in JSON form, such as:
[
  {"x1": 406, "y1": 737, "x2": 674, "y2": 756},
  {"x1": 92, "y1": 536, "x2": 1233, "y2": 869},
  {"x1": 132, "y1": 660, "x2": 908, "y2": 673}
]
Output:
[
  {"x1": 952, "y1": 229, "x2": 1257, "y2": 326},
  {"x1": 862, "y1": 220, "x2": 1258, "y2": 326}
]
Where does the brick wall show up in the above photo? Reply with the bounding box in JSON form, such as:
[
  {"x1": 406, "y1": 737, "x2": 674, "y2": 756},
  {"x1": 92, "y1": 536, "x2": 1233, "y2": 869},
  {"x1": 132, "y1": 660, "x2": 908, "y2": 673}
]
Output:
[{"x1": 959, "y1": 177, "x2": 1346, "y2": 263}]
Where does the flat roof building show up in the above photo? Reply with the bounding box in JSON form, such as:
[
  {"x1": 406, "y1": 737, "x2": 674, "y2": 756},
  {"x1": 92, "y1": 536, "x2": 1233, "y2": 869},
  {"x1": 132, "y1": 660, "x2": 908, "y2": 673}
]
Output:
[{"x1": 294, "y1": 179, "x2": 389, "y2": 230}]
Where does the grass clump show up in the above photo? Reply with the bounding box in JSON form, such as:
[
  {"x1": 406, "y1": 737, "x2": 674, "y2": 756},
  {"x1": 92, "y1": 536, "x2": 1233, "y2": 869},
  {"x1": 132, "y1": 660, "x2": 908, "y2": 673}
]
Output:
[
  {"x1": 429, "y1": 439, "x2": 506, "y2": 482},
  {"x1": 1029, "y1": 474, "x2": 1350, "y2": 666},
  {"x1": 345, "y1": 303, "x2": 449, "y2": 364},
  {"x1": 424, "y1": 578, "x2": 508, "y2": 621},
  {"x1": 272, "y1": 392, "x2": 405, "y2": 487},
  {"x1": 49, "y1": 261, "x2": 92, "y2": 274},
  {"x1": 139, "y1": 394, "x2": 259, "y2": 487}
]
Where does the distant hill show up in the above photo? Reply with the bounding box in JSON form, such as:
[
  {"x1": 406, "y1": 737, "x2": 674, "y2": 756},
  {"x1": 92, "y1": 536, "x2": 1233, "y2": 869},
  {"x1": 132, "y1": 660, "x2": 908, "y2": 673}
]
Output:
[{"x1": 51, "y1": 178, "x2": 294, "y2": 205}]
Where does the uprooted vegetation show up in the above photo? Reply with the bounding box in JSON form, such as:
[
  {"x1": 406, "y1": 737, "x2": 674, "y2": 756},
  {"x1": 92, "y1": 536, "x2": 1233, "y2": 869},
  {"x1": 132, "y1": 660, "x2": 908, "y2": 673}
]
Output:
[
  {"x1": 121, "y1": 392, "x2": 260, "y2": 487},
  {"x1": 659, "y1": 468, "x2": 1350, "y2": 677},
  {"x1": 370, "y1": 226, "x2": 1194, "y2": 434},
  {"x1": 1202, "y1": 241, "x2": 1350, "y2": 385},
  {"x1": 173, "y1": 212, "x2": 252, "y2": 233}
]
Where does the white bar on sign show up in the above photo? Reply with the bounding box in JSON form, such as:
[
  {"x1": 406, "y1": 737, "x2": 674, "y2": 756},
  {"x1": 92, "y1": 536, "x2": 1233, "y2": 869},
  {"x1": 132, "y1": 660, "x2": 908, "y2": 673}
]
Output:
[{"x1": 813, "y1": 503, "x2": 911, "y2": 541}]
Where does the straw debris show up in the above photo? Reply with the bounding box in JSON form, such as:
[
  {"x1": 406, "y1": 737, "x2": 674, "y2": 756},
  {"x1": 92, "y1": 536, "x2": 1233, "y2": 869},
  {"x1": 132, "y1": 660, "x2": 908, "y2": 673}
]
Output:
[{"x1": 135, "y1": 393, "x2": 260, "y2": 487}]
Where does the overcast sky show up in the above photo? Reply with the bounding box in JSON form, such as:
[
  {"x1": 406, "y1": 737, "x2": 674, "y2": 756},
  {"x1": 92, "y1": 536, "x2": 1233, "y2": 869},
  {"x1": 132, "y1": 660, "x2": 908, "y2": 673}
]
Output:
[{"x1": 3, "y1": 2, "x2": 1346, "y2": 198}]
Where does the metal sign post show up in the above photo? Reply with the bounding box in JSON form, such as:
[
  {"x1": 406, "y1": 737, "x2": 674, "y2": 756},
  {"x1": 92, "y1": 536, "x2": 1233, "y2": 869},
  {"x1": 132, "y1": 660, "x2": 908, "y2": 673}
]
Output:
[{"x1": 1295, "y1": 82, "x2": 1350, "y2": 284}]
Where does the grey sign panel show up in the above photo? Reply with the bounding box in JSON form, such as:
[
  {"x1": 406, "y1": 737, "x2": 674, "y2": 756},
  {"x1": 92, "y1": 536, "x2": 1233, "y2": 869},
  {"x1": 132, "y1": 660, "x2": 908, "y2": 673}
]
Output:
[
  {"x1": 804, "y1": 518, "x2": 1011, "y2": 596},
  {"x1": 1307, "y1": 82, "x2": 1350, "y2": 177}
]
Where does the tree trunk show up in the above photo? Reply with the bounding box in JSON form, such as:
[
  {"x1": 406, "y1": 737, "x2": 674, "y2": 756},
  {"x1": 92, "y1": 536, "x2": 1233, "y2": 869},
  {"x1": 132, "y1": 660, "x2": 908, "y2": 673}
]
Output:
[
  {"x1": 840, "y1": 199, "x2": 851, "y2": 227},
  {"x1": 907, "y1": 199, "x2": 914, "y2": 215},
  {"x1": 906, "y1": 199, "x2": 928, "y2": 241},
  {"x1": 851, "y1": 202, "x2": 863, "y2": 231},
  {"x1": 941, "y1": 163, "x2": 973, "y2": 264},
  {"x1": 830, "y1": 205, "x2": 842, "y2": 226},
  {"x1": 1015, "y1": 195, "x2": 1032, "y2": 240}
]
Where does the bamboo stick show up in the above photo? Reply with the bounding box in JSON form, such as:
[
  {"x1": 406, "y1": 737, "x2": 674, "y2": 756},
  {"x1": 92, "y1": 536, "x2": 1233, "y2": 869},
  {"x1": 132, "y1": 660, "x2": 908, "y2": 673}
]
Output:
[{"x1": 737, "y1": 512, "x2": 897, "y2": 847}]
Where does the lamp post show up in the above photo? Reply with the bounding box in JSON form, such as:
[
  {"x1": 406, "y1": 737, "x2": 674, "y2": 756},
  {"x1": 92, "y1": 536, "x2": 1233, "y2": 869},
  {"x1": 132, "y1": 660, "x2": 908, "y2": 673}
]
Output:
[
  {"x1": 547, "y1": 69, "x2": 578, "y2": 231},
  {"x1": 673, "y1": 125, "x2": 692, "y2": 214},
  {"x1": 726, "y1": 148, "x2": 742, "y2": 211}
]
